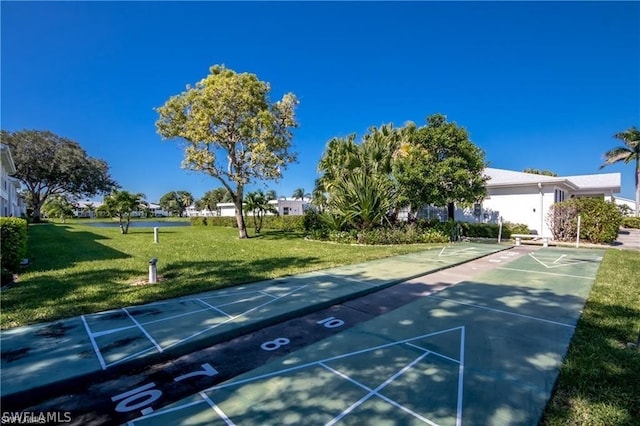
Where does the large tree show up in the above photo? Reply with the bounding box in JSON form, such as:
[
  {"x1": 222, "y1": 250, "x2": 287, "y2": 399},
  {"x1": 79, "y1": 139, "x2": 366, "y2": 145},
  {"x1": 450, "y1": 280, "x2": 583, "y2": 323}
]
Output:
[
  {"x1": 600, "y1": 126, "x2": 640, "y2": 217},
  {"x1": 155, "y1": 65, "x2": 299, "y2": 238},
  {"x1": 1, "y1": 130, "x2": 116, "y2": 222},
  {"x1": 159, "y1": 190, "x2": 194, "y2": 217},
  {"x1": 98, "y1": 190, "x2": 146, "y2": 234},
  {"x1": 393, "y1": 114, "x2": 487, "y2": 220}
]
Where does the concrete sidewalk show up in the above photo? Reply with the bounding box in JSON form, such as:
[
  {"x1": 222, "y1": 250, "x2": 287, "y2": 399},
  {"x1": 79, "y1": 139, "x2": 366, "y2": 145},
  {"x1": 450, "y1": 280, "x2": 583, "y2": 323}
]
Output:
[{"x1": 0, "y1": 243, "x2": 506, "y2": 406}]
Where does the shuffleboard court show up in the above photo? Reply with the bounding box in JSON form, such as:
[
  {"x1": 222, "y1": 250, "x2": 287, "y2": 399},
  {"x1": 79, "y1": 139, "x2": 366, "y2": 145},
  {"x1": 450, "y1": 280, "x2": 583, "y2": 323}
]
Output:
[
  {"x1": 128, "y1": 247, "x2": 603, "y2": 425},
  {"x1": 0, "y1": 243, "x2": 504, "y2": 401}
]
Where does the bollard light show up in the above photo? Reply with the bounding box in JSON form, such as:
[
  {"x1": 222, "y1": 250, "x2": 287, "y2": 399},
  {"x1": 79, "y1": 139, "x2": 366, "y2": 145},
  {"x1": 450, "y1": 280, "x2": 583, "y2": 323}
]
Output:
[{"x1": 149, "y1": 258, "x2": 158, "y2": 284}]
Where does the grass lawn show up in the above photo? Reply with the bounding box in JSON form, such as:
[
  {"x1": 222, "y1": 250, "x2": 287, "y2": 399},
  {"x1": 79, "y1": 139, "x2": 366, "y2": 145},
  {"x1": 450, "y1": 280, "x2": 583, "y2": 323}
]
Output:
[
  {"x1": 0, "y1": 222, "x2": 442, "y2": 329},
  {"x1": 541, "y1": 249, "x2": 640, "y2": 425}
]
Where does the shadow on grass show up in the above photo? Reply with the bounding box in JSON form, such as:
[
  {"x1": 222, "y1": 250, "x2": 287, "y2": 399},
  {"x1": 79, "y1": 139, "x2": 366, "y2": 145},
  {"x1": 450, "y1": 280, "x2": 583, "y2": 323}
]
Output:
[
  {"x1": 162, "y1": 255, "x2": 324, "y2": 286},
  {"x1": 26, "y1": 224, "x2": 130, "y2": 272}
]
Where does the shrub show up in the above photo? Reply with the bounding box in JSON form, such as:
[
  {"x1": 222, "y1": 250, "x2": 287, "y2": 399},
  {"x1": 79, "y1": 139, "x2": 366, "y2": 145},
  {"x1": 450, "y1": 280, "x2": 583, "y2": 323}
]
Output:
[
  {"x1": 190, "y1": 217, "x2": 207, "y2": 226},
  {"x1": 505, "y1": 222, "x2": 529, "y2": 235},
  {"x1": 206, "y1": 217, "x2": 239, "y2": 227},
  {"x1": 0, "y1": 217, "x2": 28, "y2": 272},
  {"x1": 548, "y1": 198, "x2": 622, "y2": 244},
  {"x1": 622, "y1": 216, "x2": 640, "y2": 229},
  {"x1": 459, "y1": 223, "x2": 506, "y2": 239}
]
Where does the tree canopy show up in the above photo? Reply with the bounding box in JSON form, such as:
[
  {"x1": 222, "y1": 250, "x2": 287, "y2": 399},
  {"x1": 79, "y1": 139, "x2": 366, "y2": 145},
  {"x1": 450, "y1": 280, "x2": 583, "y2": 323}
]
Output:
[
  {"x1": 195, "y1": 187, "x2": 233, "y2": 212},
  {"x1": 393, "y1": 114, "x2": 487, "y2": 220},
  {"x1": 523, "y1": 168, "x2": 558, "y2": 177},
  {"x1": 600, "y1": 126, "x2": 640, "y2": 217},
  {"x1": 155, "y1": 65, "x2": 299, "y2": 238},
  {"x1": 42, "y1": 195, "x2": 75, "y2": 223},
  {"x1": 244, "y1": 189, "x2": 277, "y2": 234},
  {"x1": 1, "y1": 129, "x2": 116, "y2": 222},
  {"x1": 159, "y1": 190, "x2": 193, "y2": 217}
]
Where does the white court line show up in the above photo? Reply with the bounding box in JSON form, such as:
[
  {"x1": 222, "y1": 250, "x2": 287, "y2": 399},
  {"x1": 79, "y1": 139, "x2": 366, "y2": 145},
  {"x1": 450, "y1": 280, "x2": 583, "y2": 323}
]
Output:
[
  {"x1": 201, "y1": 392, "x2": 236, "y2": 426},
  {"x1": 206, "y1": 326, "x2": 464, "y2": 392},
  {"x1": 528, "y1": 253, "x2": 585, "y2": 269},
  {"x1": 405, "y1": 342, "x2": 459, "y2": 364},
  {"x1": 196, "y1": 298, "x2": 233, "y2": 318},
  {"x1": 321, "y1": 358, "x2": 439, "y2": 426},
  {"x1": 496, "y1": 267, "x2": 593, "y2": 280},
  {"x1": 122, "y1": 307, "x2": 163, "y2": 352},
  {"x1": 553, "y1": 254, "x2": 566, "y2": 264},
  {"x1": 161, "y1": 285, "x2": 307, "y2": 351},
  {"x1": 80, "y1": 315, "x2": 107, "y2": 370},
  {"x1": 129, "y1": 327, "x2": 463, "y2": 424},
  {"x1": 93, "y1": 290, "x2": 294, "y2": 338},
  {"x1": 259, "y1": 290, "x2": 277, "y2": 298},
  {"x1": 427, "y1": 296, "x2": 575, "y2": 328},
  {"x1": 455, "y1": 326, "x2": 466, "y2": 426}
]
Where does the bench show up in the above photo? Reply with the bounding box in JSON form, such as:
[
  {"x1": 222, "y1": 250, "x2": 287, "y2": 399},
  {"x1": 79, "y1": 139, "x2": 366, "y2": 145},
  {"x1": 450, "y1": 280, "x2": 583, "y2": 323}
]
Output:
[{"x1": 511, "y1": 234, "x2": 549, "y2": 247}]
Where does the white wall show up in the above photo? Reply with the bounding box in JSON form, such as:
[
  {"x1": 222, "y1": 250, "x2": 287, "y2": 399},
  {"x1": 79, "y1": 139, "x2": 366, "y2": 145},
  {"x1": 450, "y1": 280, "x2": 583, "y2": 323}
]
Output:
[{"x1": 481, "y1": 185, "x2": 555, "y2": 237}]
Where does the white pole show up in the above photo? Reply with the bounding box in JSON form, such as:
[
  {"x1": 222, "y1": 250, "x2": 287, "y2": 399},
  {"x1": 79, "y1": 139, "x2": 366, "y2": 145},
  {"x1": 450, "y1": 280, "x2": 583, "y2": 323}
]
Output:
[
  {"x1": 154, "y1": 227, "x2": 159, "y2": 244},
  {"x1": 498, "y1": 216, "x2": 503, "y2": 243},
  {"x1": 149, "y1": 258, "x2": 158, "y2": 284},
  {"x1": 576, "y1": 215, "x2": 581, "y2": 248}
]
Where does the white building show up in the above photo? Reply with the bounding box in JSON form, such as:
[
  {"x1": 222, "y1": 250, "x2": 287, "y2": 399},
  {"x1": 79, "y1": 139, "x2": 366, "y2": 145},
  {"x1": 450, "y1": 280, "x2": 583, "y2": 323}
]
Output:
[
  {"x1": 217, "y1": 198, "x2": 309, "y2": 217},
  {"x1": 0, "y1": 144, "x2": 26, "y2": 218},
  {"x1": 467, "y1": 168, "x2": 621, "y2": 237},
  {"x1": 614, "y1": 197, "x2": 637, "y2": 216}
]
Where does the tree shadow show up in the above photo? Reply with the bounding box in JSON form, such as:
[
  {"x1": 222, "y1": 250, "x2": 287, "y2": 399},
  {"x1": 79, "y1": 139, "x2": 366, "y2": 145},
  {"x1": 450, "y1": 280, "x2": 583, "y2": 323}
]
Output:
[{"x1": 25, "y1": 224, "x2": 129, "y2": 272}]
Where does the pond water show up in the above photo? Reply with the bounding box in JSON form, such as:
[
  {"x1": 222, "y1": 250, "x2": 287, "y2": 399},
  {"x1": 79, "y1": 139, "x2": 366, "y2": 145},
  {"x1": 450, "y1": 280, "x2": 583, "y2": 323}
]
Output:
[{"x1": 86, "y1": 221, "x2": 190, "y2": 228}]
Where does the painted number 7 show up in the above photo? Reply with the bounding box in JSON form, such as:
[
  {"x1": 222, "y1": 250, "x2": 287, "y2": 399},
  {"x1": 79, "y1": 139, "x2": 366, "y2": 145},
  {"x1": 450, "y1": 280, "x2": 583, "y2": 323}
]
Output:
[{"x1": 317, "y1": 316, "x2": 344, "y2": 329}]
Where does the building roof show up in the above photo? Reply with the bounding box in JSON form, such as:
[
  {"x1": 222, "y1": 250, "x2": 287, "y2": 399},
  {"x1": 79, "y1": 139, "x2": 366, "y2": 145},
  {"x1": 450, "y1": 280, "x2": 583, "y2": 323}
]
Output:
[
  {"x1": 485, "y1": 168, "x2": 620, "y2": 193},
  {"x1": 1, "y1": 144, "x2": 16, "y2": 174}
]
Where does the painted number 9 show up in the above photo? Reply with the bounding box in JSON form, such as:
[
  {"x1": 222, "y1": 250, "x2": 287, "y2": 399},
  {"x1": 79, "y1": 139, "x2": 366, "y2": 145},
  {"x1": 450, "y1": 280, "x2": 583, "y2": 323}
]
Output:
[
  {"x1": 261, "y1": 337, "x2": 290, "y2": 351},
  {"x1": 317, "y1": 316, "x2": 344, "y2": 329}
]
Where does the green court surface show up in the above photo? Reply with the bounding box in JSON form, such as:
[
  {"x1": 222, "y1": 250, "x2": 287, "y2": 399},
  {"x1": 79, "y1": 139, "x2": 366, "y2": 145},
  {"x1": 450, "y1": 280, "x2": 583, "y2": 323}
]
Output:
[
  {"x1": 128, "y1": 247, "x2": 604, "y2": 426},
  {"x1": 0, "y1": 243, "x2": 504, "y2": 399}
]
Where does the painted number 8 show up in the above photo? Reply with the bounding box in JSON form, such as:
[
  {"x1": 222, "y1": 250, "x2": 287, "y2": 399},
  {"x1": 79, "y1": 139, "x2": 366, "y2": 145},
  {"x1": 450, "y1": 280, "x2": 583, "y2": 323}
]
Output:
[{"x1": 261, "y1": 337, "x2": 290, "y2": 351}]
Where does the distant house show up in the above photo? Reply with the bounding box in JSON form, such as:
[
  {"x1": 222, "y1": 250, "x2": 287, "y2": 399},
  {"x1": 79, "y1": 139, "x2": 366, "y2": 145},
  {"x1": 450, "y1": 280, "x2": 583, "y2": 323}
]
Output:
[
  {"x1": 458, "y1": 168, "x2": 621, "y2": 237},
  {"x1": 614, "y1": 197, "x2": 636, "y2": 216},
  {"x1": 217, "y1": 198, "x2": 309, "y2": 217},
  {"x1": 185, "y1": 205, "x2": 217, "y2": 217},
  {"x1": 0, "y1": 144, "x2": 25, "y2": 218}
]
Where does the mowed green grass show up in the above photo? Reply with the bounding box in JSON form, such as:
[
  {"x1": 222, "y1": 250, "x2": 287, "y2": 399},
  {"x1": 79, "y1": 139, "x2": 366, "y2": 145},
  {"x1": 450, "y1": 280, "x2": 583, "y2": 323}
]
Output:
[
  {"x1": 541, "y1": 249, "x2": 640, "y2": 425},
  {"x1": 0, "y1": 222, "x2": 440, "y2": 329}
]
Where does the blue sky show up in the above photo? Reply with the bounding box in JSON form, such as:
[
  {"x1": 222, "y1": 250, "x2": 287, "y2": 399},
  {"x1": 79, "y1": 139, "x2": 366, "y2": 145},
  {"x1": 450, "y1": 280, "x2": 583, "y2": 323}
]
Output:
[{"x1": 2, "y1": 1, "x2": 638, "y2": 202}]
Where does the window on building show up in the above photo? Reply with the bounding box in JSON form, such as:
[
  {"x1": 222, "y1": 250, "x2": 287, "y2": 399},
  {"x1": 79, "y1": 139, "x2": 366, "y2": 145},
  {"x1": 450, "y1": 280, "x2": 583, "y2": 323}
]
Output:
[
  {"x1": 554, "y1": 189, "x2": 565, "y2": 203},
  {"x1": 283, "y1": 207, "x2": 290, "y2": 215}
]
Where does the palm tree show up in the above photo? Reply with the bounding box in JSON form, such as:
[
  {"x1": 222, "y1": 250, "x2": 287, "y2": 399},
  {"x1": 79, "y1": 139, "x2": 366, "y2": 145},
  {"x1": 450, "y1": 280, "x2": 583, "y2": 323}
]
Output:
[
  {"x1": 600, "y1": 126, "x2": 640, "y2": 217},
  {"x1": 244, "y1": 190, "x2": 277, "y2": 234},
  {"x1": 292, "y1": 188, "x2": 310, "y2": 200}
]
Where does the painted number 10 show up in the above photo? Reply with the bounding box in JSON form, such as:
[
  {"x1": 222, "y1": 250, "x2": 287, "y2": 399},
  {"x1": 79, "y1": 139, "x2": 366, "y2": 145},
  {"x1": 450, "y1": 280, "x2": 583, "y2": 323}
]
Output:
[{"x1": 317, "y1": 316, "x2": 344, "y2": 329}]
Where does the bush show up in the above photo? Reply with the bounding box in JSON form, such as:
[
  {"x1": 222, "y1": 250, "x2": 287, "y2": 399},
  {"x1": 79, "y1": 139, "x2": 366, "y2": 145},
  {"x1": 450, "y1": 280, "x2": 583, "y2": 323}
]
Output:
[
  {"x1": 505, "y1": 222, "x2": 529, "y2": 235},
  {"x1": 190, "y1": 217, "x2": 207, "y2": 226},
  {"x1": 459, "y1": 223, "x2": 509, "y2": 239},
  {"x1": 0, "y1": 217, "x2": 28, "y2": 272},
  {"x1": 206, "y1": 217, "x2": 239, "y2": 227},
  {"x1": 622, "y1": 216, "x2": 640, "y2": 229},
  {"x1": 548, "y1": 198, "x2": 622, "y2": 244}
]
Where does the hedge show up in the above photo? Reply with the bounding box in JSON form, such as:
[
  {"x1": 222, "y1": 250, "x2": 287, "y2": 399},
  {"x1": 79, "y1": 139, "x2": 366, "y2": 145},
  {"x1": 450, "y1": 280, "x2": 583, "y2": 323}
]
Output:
[
  {"x1": 622, "y1": 216, "x2": 640, "y2": 229},
  {"x1": 0, "y1": 217, "x2": 28, "y2": 273},
  {"x1": 191, "y1": 215, "x2": 305, "y2": 231}
]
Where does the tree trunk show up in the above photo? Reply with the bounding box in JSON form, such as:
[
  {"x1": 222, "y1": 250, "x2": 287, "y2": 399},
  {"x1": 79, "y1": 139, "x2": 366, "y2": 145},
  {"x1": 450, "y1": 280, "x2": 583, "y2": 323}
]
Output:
[
  {"x1": 447, "y1": 202, "x2": 455, "y2": 221},
  {"x1": 32, "y1": 201, "x2": 44, "y2": 223},
  {"x1": 234, "y1": 200, "x2": 248, "y2": 239},
  {"x1": 635, "y1": 166, "x2": 639, "y2": 218}
]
